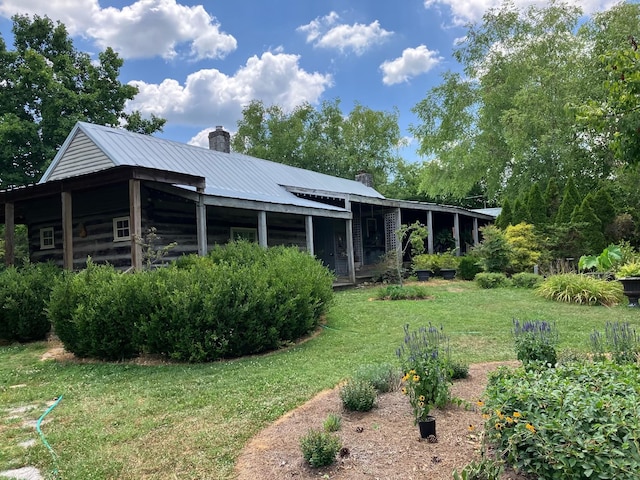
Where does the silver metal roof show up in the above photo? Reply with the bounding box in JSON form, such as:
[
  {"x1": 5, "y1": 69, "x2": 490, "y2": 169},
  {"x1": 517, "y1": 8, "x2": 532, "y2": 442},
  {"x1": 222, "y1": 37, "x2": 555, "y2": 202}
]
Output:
[{"x1": 40, "y1": 122, "x2": 385, "y2": 212}]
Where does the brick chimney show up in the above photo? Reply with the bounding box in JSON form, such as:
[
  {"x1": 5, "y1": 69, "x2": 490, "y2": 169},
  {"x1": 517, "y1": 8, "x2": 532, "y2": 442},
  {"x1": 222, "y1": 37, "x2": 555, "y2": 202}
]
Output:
[
  {"x1": 208, "y1": 126, "x2": 230, "y2": 153},
  {"x1": 355, "y1": 171, "x2": 374, "y2": 188}
]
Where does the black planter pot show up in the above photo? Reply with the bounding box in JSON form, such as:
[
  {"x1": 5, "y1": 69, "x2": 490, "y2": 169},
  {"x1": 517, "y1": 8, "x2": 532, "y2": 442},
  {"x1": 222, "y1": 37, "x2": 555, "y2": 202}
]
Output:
[
  {"x1": 416, "y1": 269, "x2": 431, "y2": 282},
  {"x1": 440, "y1": 268, "x2": 456, "y2": 280},
  {"x1": 418, "y1": 416, "x2": 436, "y2": 438},
  {"x1": 619, "y1": 277, "x2": 640, "y2": 307}
]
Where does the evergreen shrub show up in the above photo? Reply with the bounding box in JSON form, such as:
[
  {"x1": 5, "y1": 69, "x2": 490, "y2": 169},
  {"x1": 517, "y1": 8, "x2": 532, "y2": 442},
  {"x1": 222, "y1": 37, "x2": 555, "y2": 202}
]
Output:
[
  {"x1": 475, "y1": 272, "x2": 510, "y2": 289},
  {"x1": 457, "y1": 255, "x2": 482, "y2": 280},
  {"x1": 511, "y1": 272, "x2": 542, "y2": 289},
  {"x1": 0, "y1": 262, "x2": 61, "y2": 342}
]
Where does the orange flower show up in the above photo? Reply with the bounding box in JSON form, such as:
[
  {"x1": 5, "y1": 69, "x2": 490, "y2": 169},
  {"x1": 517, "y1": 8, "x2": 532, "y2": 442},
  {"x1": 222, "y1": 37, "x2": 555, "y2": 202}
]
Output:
[{"x1": 476, "y1": 400, "x2": 484, "y2": 407}]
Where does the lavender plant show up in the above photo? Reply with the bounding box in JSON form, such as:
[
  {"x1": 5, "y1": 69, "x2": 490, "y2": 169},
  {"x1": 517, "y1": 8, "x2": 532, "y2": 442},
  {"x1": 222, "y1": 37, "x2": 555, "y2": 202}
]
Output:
[
  {"x1": 513, "y1": 319, "x2": 558, "y2": 368},
  {"x1": 591, "y1": 322, "x2": 639, "y2": 364}
]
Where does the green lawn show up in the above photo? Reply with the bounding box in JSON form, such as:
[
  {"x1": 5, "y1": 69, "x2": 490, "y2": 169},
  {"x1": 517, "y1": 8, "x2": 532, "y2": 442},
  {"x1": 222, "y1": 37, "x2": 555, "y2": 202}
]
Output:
[{"x1": 1, "y1": 281, "x2": 639, "y2": 479}]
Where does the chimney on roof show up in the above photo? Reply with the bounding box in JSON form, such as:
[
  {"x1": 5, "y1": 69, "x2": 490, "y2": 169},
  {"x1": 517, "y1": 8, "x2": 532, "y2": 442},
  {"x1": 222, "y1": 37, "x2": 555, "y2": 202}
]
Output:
[
  {"x1": 208, "y1": 126, "x2": 230, "y2": 153},
  {"x1": 355, "y1": 171, "x2": 374, "y2": 188}
]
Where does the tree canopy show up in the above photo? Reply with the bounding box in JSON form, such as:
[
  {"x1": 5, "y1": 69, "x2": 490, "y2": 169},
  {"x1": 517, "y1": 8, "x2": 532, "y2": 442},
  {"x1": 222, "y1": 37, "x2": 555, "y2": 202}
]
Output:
[
  {"x1": 410, "y1": 1, "x2": 640, "y2": 201},
  {"x1": 231, "y1": 99, "x2": 404, "y2": 194},
  {"x1": 0, "y1": 14, "x2": 165, "y2": 188}
]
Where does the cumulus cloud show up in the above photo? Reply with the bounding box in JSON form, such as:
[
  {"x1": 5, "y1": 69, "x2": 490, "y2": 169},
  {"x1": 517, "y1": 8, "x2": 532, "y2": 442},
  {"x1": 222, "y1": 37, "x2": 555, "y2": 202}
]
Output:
[
  {"x1": 380, "y1": 45, "x2": 442, "y2": 85},
  {"x1": 424, "y1": 0, "x2": 618, "y2": 25},
  {"x1": 126, "y1": 52, "x2": 333, "y2": 128},
  {"x1": 0, "y1": 0, "x2": 237, "y2": 60},
  {"x1": 297, "y1": 12, "x2": 392, "y2": 55}
]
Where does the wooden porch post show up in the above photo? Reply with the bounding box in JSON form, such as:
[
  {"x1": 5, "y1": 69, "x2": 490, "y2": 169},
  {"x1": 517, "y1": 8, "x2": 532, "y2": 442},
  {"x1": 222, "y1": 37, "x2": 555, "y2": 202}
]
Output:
[
  {"x1": 345, "y1": 199, "x2": 355, "y2": 284},
  {"x1": 258, "y1": 211, "x2": 267, "y2": 247},
  {"x1": 453, "y1": 213, "x2": 460, "y2": 255},
  {"x1": 4, "y1": 202, "x2": 15, "y2": 267},
  {"x1": 129, "y1": 180, "x2": 142, "y2": 270},
  {"x1": 473, "y1": 217, "x2": 479, "y2": 246},
  {"x1": 62, "y1": 192, "x2": 73, "y2": 270},
  {"x1": 305, "y1": 215, "x2": 314, "y2": 256},
  {"x1": 395, "y1": 207, "x2": 402, "y2": 259},
  {"x1": 427, "y1": 210, "x2": 434, "y2": 254},
  {"x1": 196, "y1": 191, "x2": 207, "y2": 256}
]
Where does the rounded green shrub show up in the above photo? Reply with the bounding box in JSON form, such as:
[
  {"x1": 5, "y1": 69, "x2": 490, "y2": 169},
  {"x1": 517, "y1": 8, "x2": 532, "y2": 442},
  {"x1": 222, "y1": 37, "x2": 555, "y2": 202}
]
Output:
[
  {"x1": 300, "y1": 428, "x2": 341, "y2": 468},
  {"x1": 475, "y1": 272, "x2": 511, "y2": 289},
  {"x1": 457, "y1": 255, "x2": 482, "y2": 280},
  {"x1": 511, "y1": 272, "x2": 542, "y2": 288},
  {"x1": 0, "y1": 262, "x2": 61, "y2": 342},
  {"x1": 339, "y1": 379, "x2": 377, "y2": 412}
]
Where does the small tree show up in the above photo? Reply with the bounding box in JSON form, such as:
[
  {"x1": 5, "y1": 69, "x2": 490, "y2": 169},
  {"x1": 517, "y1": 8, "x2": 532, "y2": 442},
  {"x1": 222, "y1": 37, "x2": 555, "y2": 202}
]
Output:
[
  {"x1": 495, "y1": 198, "x2": 513, "y2": 229},
  {"x1": 134, "y1": 227, "x2": 177, "y2": 270},
  {"x1": 394, "y1": 221, "x2": 428, "y2": 286},
  {"x1": 474, "y1": 225, "x2": 512, "y2": 273}
]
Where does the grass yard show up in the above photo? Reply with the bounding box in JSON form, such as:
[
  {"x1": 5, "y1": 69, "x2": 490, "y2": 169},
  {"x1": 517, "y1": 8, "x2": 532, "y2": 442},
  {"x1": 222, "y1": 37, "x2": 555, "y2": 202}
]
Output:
[{"x1": 2, "y1": 281, "x2": 639, "y2": 479}]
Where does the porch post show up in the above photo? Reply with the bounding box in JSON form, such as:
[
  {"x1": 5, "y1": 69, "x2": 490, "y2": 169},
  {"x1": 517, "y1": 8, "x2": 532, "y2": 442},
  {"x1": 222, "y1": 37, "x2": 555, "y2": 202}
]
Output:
[
  {"x1": 196, "y1": 191, "x2": 207, "y2": 256},
  {"x1": 4, "y1": 202, "x2": 15, "y2": 267},
  {"x1": 258, "y1": 211, "x2": 267, "y2": 247},
  {"x1": 395, "y1": 207, "x2": 402, "y2": 258},
  {"x1": 62, "y1": 192, "x2": 73, "y2": 270},
  {"x1": 305, "y1": 215, "x2": 314, "y2": 255},
  {"x1": 427, "y1": 210, "x2": 434, "y2": 254},
  {"x1": 473, "y1": 217, "x2": 479, "y2": 246},
  {"x1": 129, "y1": 179, "x2": 142, "y2": 270},
  {"x1": 453, "y1": 213, "x2": 460, "y2": 255},
  {"x1": 345, "y1": 199, "x2": 355, "y2": 284}
]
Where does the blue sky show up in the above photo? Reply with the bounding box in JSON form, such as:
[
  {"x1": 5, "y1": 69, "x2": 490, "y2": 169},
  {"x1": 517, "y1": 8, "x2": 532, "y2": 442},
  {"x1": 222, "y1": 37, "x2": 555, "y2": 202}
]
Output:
[{"x1": 0, "y1": 0, "x2": 617, "y2": 162}]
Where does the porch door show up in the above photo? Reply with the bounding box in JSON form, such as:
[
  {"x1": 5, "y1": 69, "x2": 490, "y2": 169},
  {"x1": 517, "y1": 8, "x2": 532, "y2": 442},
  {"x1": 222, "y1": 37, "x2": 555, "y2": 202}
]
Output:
[{"x1": 313, "y1": 218, "x2": 348, "y2": 276}]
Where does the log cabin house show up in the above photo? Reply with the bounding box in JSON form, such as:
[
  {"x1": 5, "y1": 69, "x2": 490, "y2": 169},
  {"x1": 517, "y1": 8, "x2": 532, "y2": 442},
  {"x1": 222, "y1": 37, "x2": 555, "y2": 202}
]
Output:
[{"x1": 0, "y1": 122, "x2": 495, "y2": 283}]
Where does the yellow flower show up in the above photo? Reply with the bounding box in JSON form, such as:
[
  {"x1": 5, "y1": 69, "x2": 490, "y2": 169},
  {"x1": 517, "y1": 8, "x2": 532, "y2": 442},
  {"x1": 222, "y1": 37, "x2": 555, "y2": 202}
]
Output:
[
  {"x1": 525, "y1": 423, "x2": 536, "y2": 433},
  {"x1": 482, "y1": 413, "x2": 490, "y2": 420},
  {"x1": 413, "y1": 375, "x2": 420, "y2": 382},
  {"x1": 401, "y1": 387, "x2": 407, "y2": 395},
  {"x1": 418, "y1": 401, "x2": 425, "y2": 407},
  {"x1": 409, "y1": 369, "x2": 416, "y2": 375},
  {"x1": 495, "y1": 409, "x2": 504, "y2": 419},
  {"x1": 419, "y1": 395, "x2": 425, "y2": 402},
  {"x1": 468, "y1": 424, "x2": 475, "y2": 431},
  {"x1": 402, "y1": 374, "x2": 409, "y2": 382},
  {"x1": 506, "y1": 416, "x2": 513, "y2": 424},
  {"x1": 476, "y1": 400, "x2": 484, "y2": 407},
  {"x1": 513, "y1": 411, "x2": 522, "y2": 418},
  {"x1": 495, "y1": 422, "x2": 503, "y2": 430}
]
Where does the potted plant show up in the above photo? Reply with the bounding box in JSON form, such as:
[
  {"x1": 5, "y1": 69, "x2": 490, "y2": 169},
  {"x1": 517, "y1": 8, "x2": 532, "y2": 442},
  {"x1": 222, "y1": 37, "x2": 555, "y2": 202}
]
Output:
[
  {"x1": 397, "y1": 324, "x2": 452, "y2": 439},
  {"x1": 412, "y1": 254, "x2": 433, "y2": 282},
  {"x1": 617, "y1": 261, "x2": 640, "y2": 307},
  {"x1": 439, "y1": 250, "x2": 459, "y2": 280}
]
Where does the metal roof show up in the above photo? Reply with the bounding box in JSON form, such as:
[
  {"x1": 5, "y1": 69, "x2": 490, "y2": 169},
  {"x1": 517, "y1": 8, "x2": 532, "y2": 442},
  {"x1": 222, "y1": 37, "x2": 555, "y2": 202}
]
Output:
[{"x1": 40, "y1": 122, "x2": 384, "y2": 212}]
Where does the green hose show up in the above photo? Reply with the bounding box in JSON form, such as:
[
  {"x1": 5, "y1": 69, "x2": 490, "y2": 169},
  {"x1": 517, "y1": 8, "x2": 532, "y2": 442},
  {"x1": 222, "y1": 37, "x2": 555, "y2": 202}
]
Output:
[{"x1": 36, "y1": 395, "x2": 63, "y2": 468}]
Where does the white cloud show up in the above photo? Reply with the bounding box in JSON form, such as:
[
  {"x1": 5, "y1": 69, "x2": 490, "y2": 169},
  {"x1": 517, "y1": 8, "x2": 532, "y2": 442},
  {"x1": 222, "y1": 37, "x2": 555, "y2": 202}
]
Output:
[
  {"x1": 297, "y1": 12, "x2": 392, "y2": 55},
  {"x1": 0, "y1": 0, "x2": 237, "y2": 60},
  {"x1": 126, "y1": 52, "x2": 333, "y2": 128},
  {"x1": 380, "y1": 45, "x2": 442, "y2": 85},
  {"x1": 424, "y1": 0, "x2": 618, "y2": 25}
]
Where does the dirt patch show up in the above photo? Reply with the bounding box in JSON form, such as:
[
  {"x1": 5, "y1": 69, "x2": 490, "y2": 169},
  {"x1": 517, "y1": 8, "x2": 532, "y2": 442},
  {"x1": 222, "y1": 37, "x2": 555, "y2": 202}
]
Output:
[{"x1": 235, "y1": 362, "x2": 529, "y2": 480}]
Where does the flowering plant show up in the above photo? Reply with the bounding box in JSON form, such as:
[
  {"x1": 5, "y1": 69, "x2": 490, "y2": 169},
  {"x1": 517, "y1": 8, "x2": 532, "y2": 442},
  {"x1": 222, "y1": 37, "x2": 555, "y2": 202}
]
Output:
[{"x1": 397, "y1": 323, "x2": 452, "y2": 424}]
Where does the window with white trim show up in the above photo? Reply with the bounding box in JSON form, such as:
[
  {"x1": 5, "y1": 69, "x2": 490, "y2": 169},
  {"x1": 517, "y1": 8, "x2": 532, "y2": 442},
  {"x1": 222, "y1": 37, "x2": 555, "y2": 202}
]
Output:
[
  {"x1": 230, "y1": 227, "x2": 257, "y2": 243},
  {"x1": 113, "y1": 216, "x2": 131, "y2": 242},
  {"x1": 40, "y1": 227, "x2": 54, "y2": 250}
]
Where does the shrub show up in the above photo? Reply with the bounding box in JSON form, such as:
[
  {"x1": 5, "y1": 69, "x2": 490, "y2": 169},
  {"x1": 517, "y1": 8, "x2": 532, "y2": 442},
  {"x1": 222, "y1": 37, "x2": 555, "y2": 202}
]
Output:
[
  {"x1": 375, "y1": 284, "x2": 429, "y2": 300},
  {"x1": 448, "y1": 360, "x2": 469, "y2": 380},
  {"x1": 339, "y1": 379, "x2": 377, "y2": 412},
  {"x1": 457, "y1": 255, "x2": 482, "y2": 281},
  {"x1": 483, "y1": 362, "x2": 640, "y2": 479},
  {"x1": 513, "y1": 319, "x2": 557, "y2": 368},
  {"x1": 397, "y1": 324, "x2": 452, "y2": 423},
  {"x1": 590, "y1": 322, "x2": 639, "y2": 365},
  {"x1": 453, "y1": 457, "x2": 503, "y2": 480},
  {"x1": 536, "y1": 273, "x2": 623, "y2": 306},
  {"x1": 353, "y1": 363, "x2": 401, "y2": 393},
  {"x1": 323, "y1": 413, "x2": 342, "y2": 432},
  {"x1": 300, "y1": 428, "x2": 341, "y2": 468},
  {"x1": 504, "y1": 222, "x2": 542, "y2": 274},
  {"x1": 0, "y1": 262, "x2": 61, "y2": 342},
  {"x1": 511, "y1": 272, "x2": 542, "y2": 289},
  {"x1": 474, "y1": 225, "x2": 511, "y2": 273},
  {"x1": 475, "y1": 272, "x2": 510, "y2": 289}
]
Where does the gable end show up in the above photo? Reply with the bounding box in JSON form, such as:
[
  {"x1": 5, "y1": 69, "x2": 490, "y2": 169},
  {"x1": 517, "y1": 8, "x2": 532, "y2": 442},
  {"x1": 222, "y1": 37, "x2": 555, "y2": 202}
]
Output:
[{"x1": 45, "y1": 130, "x2": 114, "y2": 182}]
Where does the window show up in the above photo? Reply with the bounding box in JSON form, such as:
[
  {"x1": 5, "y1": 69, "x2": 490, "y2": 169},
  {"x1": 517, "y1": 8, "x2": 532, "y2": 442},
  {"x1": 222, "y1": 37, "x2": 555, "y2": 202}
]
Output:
[
  {"x1": 230, "y1": 227, "x2": 257, "y2": 243},
  {"x1": 40, "y1": 227, "x2": 54, "y2": 250},
  {"x1": 113, "y1": 216, "x2": 131, "y2": 241}
]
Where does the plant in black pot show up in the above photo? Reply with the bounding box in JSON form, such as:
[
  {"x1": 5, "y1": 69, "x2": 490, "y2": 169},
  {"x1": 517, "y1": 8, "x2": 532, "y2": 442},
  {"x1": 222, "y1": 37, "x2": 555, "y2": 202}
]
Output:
[
  {"x1": 616, "y1": 261, "x2": 640, "y2": 307},
  {"x1": 412, "y1": 254, "x2": 433, "y2": 282},
  {"x1": 439, "y1": 250, "x2": 460, "y2": 280}
]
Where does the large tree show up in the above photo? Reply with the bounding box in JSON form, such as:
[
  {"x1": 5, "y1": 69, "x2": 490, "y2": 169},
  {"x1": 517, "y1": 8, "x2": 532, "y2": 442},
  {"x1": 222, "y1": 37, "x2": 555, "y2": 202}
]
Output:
[
  {"x1": 231, "y1": 99, "x2": 403, "y2": 194},
  {"x1": 0, "y1": 14, "x2": 165, "y2": 188},
  {"x1": 410, "y1": 1, "x2": 640, "y2": 201}
]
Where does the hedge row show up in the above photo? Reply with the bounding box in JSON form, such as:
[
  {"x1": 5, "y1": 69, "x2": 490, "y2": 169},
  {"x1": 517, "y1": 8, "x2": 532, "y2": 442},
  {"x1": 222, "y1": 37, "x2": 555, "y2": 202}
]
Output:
[{"x1": 48, "y1": 243, "x2": 335, "y2": 362}]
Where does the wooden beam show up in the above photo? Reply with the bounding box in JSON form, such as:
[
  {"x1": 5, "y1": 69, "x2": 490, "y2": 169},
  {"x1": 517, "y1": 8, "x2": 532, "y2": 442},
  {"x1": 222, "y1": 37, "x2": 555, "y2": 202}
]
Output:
[
  {"x1": 62, "y1": 192, "x2": 73, "y2": 270},
  {"x1": 129, "y1": 179, "x2": 142, "y2": 270},
  {"x1": 258, "y1": 211, "x2": 267, "y2": 247},
  {"x1": 454, "y1": 213, "x2": 460, "y2": 255},
  {"x1": 4, "y1": 202, "x2": 15, "y2": 267},
  {"x1": 345, "y1": 199, "x2": 355, "y2": 284},
  {"x1": 427, "y1": 210, "x2": 434, "y2": 254},
  {"x1": 305, "y1": 215, "x2": 314, "y2": 256},
  {"x1": 196, "y1": 193, "x2": 207, "y2": 256},
  {"x1": 473, "y1": 217, "x2": 479, "y2": 246}
]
